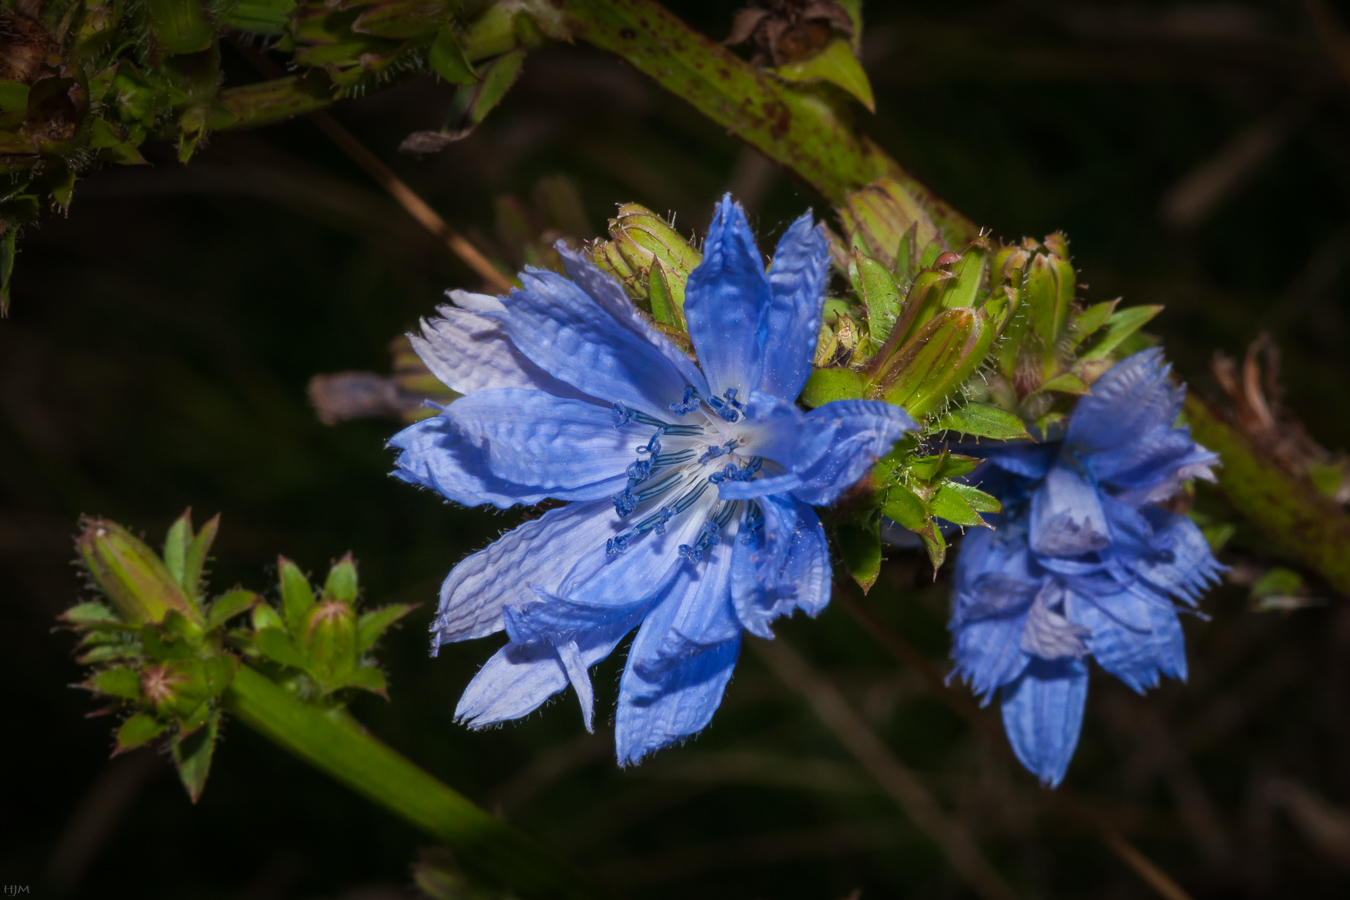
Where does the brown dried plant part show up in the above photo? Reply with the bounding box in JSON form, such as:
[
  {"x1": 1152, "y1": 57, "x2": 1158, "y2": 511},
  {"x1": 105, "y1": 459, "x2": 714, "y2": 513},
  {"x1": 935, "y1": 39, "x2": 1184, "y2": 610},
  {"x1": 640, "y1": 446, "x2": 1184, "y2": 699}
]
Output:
[
  {"x1": 0, "y1": 1, "x2": 52, "y2": 84},
  {"x1": 726, "y1": 0, "x2": 854, "y2": 67},
  {"x1": 1212, "y1": 332, "x2": 1349, "y2": 502}
]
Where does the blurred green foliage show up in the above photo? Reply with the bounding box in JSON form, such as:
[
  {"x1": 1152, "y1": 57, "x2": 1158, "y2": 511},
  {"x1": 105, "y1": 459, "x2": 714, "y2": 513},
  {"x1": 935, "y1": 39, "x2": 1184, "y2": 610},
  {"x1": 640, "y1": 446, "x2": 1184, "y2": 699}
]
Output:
[{"x1": 5, "y1": 2, "x2": 1350, "y2": 898}]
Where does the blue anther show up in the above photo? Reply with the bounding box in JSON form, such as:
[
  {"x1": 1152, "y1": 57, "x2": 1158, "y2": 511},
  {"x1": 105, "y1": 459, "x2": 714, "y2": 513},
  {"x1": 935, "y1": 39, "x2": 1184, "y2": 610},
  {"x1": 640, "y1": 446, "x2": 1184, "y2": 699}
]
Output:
[
  {"x1": 669, "y1": 386, "x2": 702, "y2": 415},
  {"x1": 611, "y1": 486, "x2": 637, "y2": 517},
  {"x1": 606, "y1": 533, "x2": 632, "y2": 556},
  {"x1": 627, "y1": 458, "x2": 652, "y2": 481},
  {"x1": 613, "y1": 403, "x2": 633, "y2": 427}
]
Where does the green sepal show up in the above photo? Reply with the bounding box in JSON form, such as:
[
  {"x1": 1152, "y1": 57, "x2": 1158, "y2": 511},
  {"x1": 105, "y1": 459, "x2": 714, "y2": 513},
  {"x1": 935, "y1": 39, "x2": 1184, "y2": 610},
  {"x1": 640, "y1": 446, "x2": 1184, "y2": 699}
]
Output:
[
  {"x1": 303, "y1": 601, "x2": 359, "y2": 687},
  {"x1": 60, "y1": 601, "x2": 128, "y2": 631},
  {"x1": 339, "y1": 665, "x2": 389, "y2": 697},
  {"x1": 932, "y1": 403, "x2": 1031, "y2": 441},
  {"x1": 256, "y1": 627, "x2": 310, "y2": 670},
  {"x1": 1078, "y1": 305, "x2": 1162, "y2": 361},
  {"x1": 836, "y1": 517, "x2": 882, "y2": 594},
  {"x1": 115, "y1": 714, "x2": 167, "y2": 754},
  {"x1": 944, "y1": 481, "x2": 1002, "y2": 514},
  {"x1": 935, "y1": 242, "x2": 988, "y2": 309},
  {"x1": 352, "y1": 0, "x2": 451, "y2": 38},
  {"x1": 429, "y1": 26, "x2": 478, "y2": 83},
  {"x1": 252, "y1": 604, "x2": 285, "y2": 633},
  {"x1": 906, "y1": 452, "x2": 978, "y2": 482},
  {"x1": 880, "y1": 484, "x2": 927, "y2": 532},
  {"x1": 77, "y1": 642, "x2": 140, "y2": 665},
  {"x1": 851, "y1": 251, "x2": 902, "y2": 348},
  {"x1": 171, "y1": 709, "x2": 220, "y2": 803},
  {"x1": 278, "y1": 557, "x2": 316, "y2": 635},
  {"x1": 207, "y1": 590, "x2": 259, "y2": 632},
  {"x1": 163, "y1": 512, "x2": 191, "y2": 590},
  {"x1": 799, "y1": 367, "x2": 865, "y2": 408},
  {"x1": 774, "y1": 37, "x2": 875, "y2": 112},
  {"x1": 140, "y1": 623, "x2": 195, "y2": 661},
  {"x1": 143, "y1": 0, "x2": 214, "y2": 55},
  {"x1": 322, "y1": 554, "x2": 358, "y2": 603},
  {"x1": 1069, "y1": 299, "x2": 1118, "y2": 347},
  {"x1": 1023, "y1": 250, "x2": 1076, "y2": 371},
  {"x1": 929, "y1": 483, "x2": 989, "y2": 528},
  {"x1": 162, "y1": 609, "x2": 204, "y2": 643},
  {"x1": 456, "y1": 49, "x2": 525, "y2": 127},
  {"x1": 877, "y1": 308, "x2": 994, "y2": 417},
  {"x1": 84, "y1": 666, "x2": 142, "y2": 701},
  {"x1": 219, "y1": 0, "x2": 297, "y2": 36},
  {"x1": 648, "y1": 261, "x2": 679, "y2": 326},
  {"x1": 358, "y1": 604, "x2": 415, "y2": 653}
]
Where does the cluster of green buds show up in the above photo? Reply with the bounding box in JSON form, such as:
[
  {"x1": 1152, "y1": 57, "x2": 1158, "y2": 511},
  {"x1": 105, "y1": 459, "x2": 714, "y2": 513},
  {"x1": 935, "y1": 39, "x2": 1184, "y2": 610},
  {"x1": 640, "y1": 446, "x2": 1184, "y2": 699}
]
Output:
[
  {"x1": 62, "y1": 510, "x2": 409, "y2": 800},
  {"x1": 590, "y1": 202, "x2": 703, "y2": 336}
]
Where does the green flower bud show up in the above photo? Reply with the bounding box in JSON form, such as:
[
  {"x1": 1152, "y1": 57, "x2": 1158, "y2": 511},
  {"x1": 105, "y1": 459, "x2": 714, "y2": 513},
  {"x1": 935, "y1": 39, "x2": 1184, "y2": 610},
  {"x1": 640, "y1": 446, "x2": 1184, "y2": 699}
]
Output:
[
  {"x1": 304, "y1": 599, "x2": 359, "y2": 686},
  {"x1": 876, "y1": 307, "x2": 994, "y2": 417},
  {"x1": 839, "y1": 177, "x2": 940, "y2": 271},
  {"x1": 77, "y1": 518, "x2": 200, "y2": 626},
  {"x1": 593, "y1": 203, "x2": 702, "y2": 326}
]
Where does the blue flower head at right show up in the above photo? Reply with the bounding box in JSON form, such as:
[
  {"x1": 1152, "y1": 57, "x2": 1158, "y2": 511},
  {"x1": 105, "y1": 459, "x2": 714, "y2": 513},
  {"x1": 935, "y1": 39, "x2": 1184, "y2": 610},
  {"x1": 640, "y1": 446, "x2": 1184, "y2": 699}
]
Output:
[{"x1": 950, "y1": 349, "x2": 1223, "y2": 786}]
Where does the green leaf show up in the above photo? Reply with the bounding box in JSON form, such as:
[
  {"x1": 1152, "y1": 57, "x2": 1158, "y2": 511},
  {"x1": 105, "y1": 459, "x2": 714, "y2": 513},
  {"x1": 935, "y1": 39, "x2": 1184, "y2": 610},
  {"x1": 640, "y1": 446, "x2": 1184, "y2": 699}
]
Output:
[
  {"x1": 929, "y1": 484, "x2": 987, "y2": 528},
  {"x1": 171, "y1": 709, "x2": 220, "y2": 803},
  {"x1": 140, "y1": 624, "x2": 195, "y2": 661},
  {"x1": 647, "y1": 261, "x2": 679, "y2": 327},
  {"x1": 252, "y1": 603, "x2": 285, "y2": 633},
  {"x1": 256, "y1": 627, "x2": 311, "y2": 670},
  {"x1": 86, "y1": 666, "x2": 142, "y2": 701},
  {"x1": 161, "y1": 609, "x2": 204, "y2": 643},
  {"x1": 1039, "y1": 372, "x2": 1089, "y2": 394},
  {"x1": 1022, "y1": 251, "x2": 1076, "y2": 372},
  {"x1": 322, "y1": 554, "x2": 359, "y2": 603},
  {"x1": 1078, "y1": 305, "x2": 1162, "y2": 361},
  {"x1": 943, "y1": 481, "x2": 1002, "y2": 514},
  {"x1": 932, "y1": 403, "x2": 1031, "y2": 441},
  {"x1": 208, "y1": 590, "x2": 259, "y2": 631},
  {"x1": 116, "y1": 714, "x2": 168, "y2": 754},
  {"x1": 774, "y1": 37, "x2": 875, "y2": 112},
  {"x1": 182, "y1": 514, "x2": 218, "y2": 603},
  {"x1": 77, "y1": 643, "x2": 140, "y2": 665},
  {"x1": 358, "y1": 604, "x2": 415, "y2": 653},
  {"x1": 163, "y1": 512, "x2": 192, "y2": 591},
  {"x1": 429, "y1": 26, "x2": 478, "y2": 84},
  {"x1": 1069, "y1": 299, "x2": 1118, "y2": 347},
  {"x1": 881, "y1": 484, "x2": 929, "y2": 532},
  {"x1": 143, "y1": 0, "x2": 214, "y2": 55},
  {"x1": 340, "y1": 666, "x2": 389, "y2": 696},
  {"x1": 278, "y1": 557, "x2": 316, "y2": 635},
  {"x1": 851, "y1": 251, "x2": 902, "y2": 347},
  {"x1": 799, "y1": 367, "x2": 866, "y2": 408},
  {"x1": 936, "y1": 243, "x2": 988, "y2": 309},
  {"x1": 461, "y1": 49, "x2": 525, "y2": 126},
  {"x1": 61, "y1": 601, "x2": 131, "y2": 630},
  {"x1": 836, "y1": 519, "x2": 882, "y2": 593}
]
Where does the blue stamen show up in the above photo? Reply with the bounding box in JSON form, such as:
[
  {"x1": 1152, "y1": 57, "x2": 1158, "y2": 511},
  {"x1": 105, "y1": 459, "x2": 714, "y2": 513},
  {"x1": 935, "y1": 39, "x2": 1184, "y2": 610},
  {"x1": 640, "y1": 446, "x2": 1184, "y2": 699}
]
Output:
[
  {"x1": 613, "y1": 403, "x2": 633, "y2": 427},
  {"x1": 706, "y1": 388, "x2": 745, "y2": 423},
  {"x1": 670, "y1": 386, "x2": 702, "y2": 415},
  {"x1": 606, "y1": 533, "x2": 632, "y2": 555}
]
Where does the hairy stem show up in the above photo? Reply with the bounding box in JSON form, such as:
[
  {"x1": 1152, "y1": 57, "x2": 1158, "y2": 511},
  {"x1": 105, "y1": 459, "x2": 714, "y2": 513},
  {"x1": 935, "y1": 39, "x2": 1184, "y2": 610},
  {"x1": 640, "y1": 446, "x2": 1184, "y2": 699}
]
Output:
[{"x1": 222, "y1": 666, "x2": 608, "y2": 900}]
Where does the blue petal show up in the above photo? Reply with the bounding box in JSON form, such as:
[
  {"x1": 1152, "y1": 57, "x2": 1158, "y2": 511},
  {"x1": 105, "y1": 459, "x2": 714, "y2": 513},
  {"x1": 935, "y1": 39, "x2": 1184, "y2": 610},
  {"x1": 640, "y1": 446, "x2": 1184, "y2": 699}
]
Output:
[
  {"x1": 981, "y1": 443, "x2": 1056, "y2": 480},
  {"x1": 758, "y1": 212, "x2": 830, "y2": 401},
  {"x1": 1029, "y1": 464, "x2": 1110, "y2": 556},
  {"x1": 1070, "y1": 590, "x2": 1186, "y2": 694},
  {"x1": 730, "y1": 496, "x2": 831, "y2": 637},
  {"x1": 950, "y1": 527, "x2": 1036, "y2": 698},
  {"x1": 952, "y1": 616, "x2": 1031, "y2": 701},
  {"x1": 444, "y1": 388, "x2": 649, "y2": 499},
  {"x1": 455, "y1": 632, "x2": 628, "y2": 728},
  {"x1": 1065, "y1": 349, "x2": 1180, "y2": 456},
  {"x1": 412, "y1": 292, "x2": 586, "y2": 398},
  {"x1": 492, "y1": 269, "x2": 691, "y2": 418},
  {"x1": 1130, "y1": 508, "x2": 1224, "y2": 605},
  {"x1": 1000, "y1": 658, "x2": 1089, "y2": 787},
  {"x1": 432, "y1": 499, "x2": 624, "y2": 644},
  {"x1": 389, "y1": 414, "x2": 556, "y2": 509},
  {"x1": 719, "y1": 399, "x2": 915, "y2": 505},
  {"x1": 615, "y1": 531, "x2": 743, "y2": 765},
  {"x1": 558, "y1": 246, "x2": 710, "y2": 399},
  {"x1": 1018, "y1": 581, "x2": 1091, "y2": 659},
  {"x1": 684, "y1": 195, "x2": 772, "y2": 398}
]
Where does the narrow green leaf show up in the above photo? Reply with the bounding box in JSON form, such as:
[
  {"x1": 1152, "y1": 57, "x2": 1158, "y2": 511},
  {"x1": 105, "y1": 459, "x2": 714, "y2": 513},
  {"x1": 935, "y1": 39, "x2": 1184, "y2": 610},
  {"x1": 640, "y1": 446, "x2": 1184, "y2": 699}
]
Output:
[
  {"x1": 468, "y1": 49, "x2": 526, "y2": 125},
  {"x1": 163, "y1": 511, "x2": 192, "y2": 591},
  {"x1": 429, "y1": 26, "x2": 478, "y2": 84},
  {"x1": 253, "y1": 603, "x2": 285, "y2": 632},
  {"x1": 207, "y1": 590, "x2": 259, "y2": 631},
  {"x1": 852, "y1": 251, "x2": 902, "y2": 347},
  {"x1": 115, "y1": 714, "x2": 167, "y2": 754},
  {"x1": 881, "y1": 484, "x2": 929, "y2": 532},
  {"x1": 1078, "y1": 305, "x2": 1163, "y2": 361},
  {"x1": 86, "y1": 666, "x2": 142, "y2": 701},
  {"x1": 836, "y1": 519, "x2": 882, "y2": 593},
  {"x1": 340, "y1": 666, "x2": 389, "y2": 696},
  {"x1": 799, "y1": 367, "x2": 866, "y2": 408},
  {"x1": 358, "y1": 604, "x2": 415, "y2": 653},
  {"x1": 182, "y1": 514, "x2": 219, "y2": 604},
  {"x1": 256, "y1": 627, "x2": 310, "y2": 670},
  {"x1": 943, "y1": 481, "x2": 1002, "y2": 514},
  {"x1": 936, "y1": 243, "x2": 988, "y2": 309},
  {"x1": 933, "y1": 403, "x2": 1032, "y2": 441},
  {"x1": 775, "y1": 37, "x2": 875, "y2": 111},
  {"x1": 322, "y1": 554, "x2": 359, "y2": 603},
  {"x1": 278, "y1": 557, "x2": 315, "y2": 635},
  {"x1": 60, "y1": 601, "x2": 127, "y2": 629},
  {"x1": 1069, "y1": 298, "x2": 1119, "y2": 347},
  {"x1": 77, "y1": 643, "x2": 139, "y2": 665},
  {"x1": 1039, "y1": 372, "x2": 1090, "y2": 394},
  {"x1": 171, "y1": 709, "x2": 220, "y2": 803},
  {"x1": 929, "y1": 484, "x2": 987, "y2": 527}
]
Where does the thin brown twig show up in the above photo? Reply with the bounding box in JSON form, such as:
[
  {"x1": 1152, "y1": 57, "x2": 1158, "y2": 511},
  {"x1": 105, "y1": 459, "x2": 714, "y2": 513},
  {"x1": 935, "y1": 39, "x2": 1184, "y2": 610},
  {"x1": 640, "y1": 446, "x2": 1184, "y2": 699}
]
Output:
[
  {"x1": 835, "y1": 588, "x2": 1197, "y2": 900},
  {"x1": 751, "y1": 636, "x2": 1021, "y2": 900},
  {"x1": 229, "y1": 40, "x2": 513, "y2": 293}
]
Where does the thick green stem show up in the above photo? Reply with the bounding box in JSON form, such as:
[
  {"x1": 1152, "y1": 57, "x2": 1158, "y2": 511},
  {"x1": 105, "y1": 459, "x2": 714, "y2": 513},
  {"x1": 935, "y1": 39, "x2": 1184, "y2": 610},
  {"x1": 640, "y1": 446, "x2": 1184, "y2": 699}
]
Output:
[
  {"x1": 556, "y1": 0, "x2": 975, "y2": 242},
  {"x1": 1184, "y1": 395, "x2": 1350, "y2": 598},
  {"x1": 222, "y1": 666, "x2": 608, "y2": 900}
]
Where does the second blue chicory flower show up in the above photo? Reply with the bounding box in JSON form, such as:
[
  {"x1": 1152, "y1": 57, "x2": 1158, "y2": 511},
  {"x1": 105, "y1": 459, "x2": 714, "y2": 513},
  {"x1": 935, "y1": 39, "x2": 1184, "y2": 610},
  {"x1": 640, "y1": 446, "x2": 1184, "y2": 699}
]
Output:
[
  {"x1": 950, "y1": 349, "x2": 1224, "y2": 786},
  {"x1": 391, "y1": 196, "x2": 915, "y2": 764}
]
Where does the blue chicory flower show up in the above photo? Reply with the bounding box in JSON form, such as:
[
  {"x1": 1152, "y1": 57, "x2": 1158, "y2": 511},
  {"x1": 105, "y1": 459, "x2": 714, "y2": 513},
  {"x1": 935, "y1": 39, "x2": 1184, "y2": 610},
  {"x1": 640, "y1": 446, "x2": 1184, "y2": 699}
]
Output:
[
  {"x1": 391, "y1": 195, "x2": 916, "y2": 764},
  {"x1": 949, "y1": 349, "x2": 1223, "y2": 786}
]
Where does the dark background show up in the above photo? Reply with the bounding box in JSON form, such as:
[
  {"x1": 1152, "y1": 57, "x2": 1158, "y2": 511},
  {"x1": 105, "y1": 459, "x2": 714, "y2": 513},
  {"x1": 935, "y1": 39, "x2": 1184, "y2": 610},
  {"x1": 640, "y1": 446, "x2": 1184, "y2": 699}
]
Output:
[{"x1": 4, "y1": 2, "x2": 1350, "y2": 897}]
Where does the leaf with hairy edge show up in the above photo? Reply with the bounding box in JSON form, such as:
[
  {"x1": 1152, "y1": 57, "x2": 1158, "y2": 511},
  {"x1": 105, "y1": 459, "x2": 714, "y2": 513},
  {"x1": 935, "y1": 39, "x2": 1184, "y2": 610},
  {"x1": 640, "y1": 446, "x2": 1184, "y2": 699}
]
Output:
[
  {"x1": 278, "y1": 557, "x2": 315, "y2": 635},
  {"x1": 836, "y1": 519, "x2": 882, "y2": 593},
  {"x1": 340, "y1": 666, "x2": 389, "y2": 697},
  {"x1": 171, "y1": 709, "x2": 220, "y2": 803},
  {"x1": 182, "y1": 515, "x2": 219, "y2": 605},
  {"x1": 774, "y1": 38, "x2": 875, "y2": 111},
  {"x1": 933, "y1": 403, "x2": 1032, "y2": 441},
  {"x1": 207, "y1": 590, "x2": 259, "y2": 631},
  {"x1": 1078, "y1": 305, "x2": 1162, "y2": 361},
  {"x1": 929, "y1": 484, "x2": 987, "y2": 528},
  {"x1": 256, "y1": 628, "x2": 311, "y2": 670},
  {"x1": 357, "y1": 604, "x2": 415, "y2": 653},
  {"x1": 115, "y1": 714, "x2": 167, "y2": 754}
]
